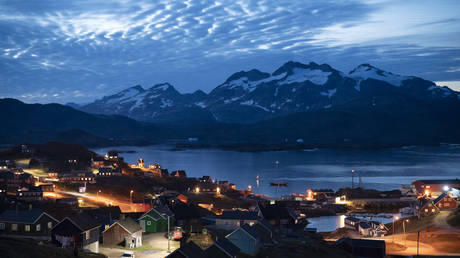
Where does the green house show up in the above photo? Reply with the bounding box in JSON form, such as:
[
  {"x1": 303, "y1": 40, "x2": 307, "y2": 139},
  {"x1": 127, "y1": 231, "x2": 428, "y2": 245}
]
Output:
[{"x1": 138, "y1": 206, "x2": 174, "y2": 233}]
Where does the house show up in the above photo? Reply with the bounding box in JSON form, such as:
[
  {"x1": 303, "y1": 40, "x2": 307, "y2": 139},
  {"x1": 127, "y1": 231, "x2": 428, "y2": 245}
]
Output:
[
  {"x1": 102, "y1": 217, "x2": 142, "y2": 248},
  {"x1": 199, "y1": 176, "x2": 212, "y2": 183},
  {"x1": 358, "y1": 221, "x2": 373, "y2": 237},
  {"x1": 38, "y1": 184, "x2": 55, "y2": 192},
  {"x1": 51, "y1": 212, "x2": 101, "y2": 253},
  {"x1": 167, "y1": 202, "x2": 204, "y2": 232},
  {"x1": 412, "y1": 179, "x2": 460, "y2": 197},
  {"x1": 0, "y1": 161, "x2": 7, "y2": 170},
  {"x1": 257, "y1": 203, "x2": 296, "y2": 228},
  {"x1": 16, "y1": 187, "x2": 43, "y2": 202},
  {"x1": 253, "y1": 220, "x2": 275, "y2": 245},
  {"x1": 165, "y1": 241, "x2": 206, "y2": 258},
  {"x1": 205, "y1": 237, "x2": 240, "y2": 258},
  {"x1": 0, "y1": 209, "x2": 59, "y2": 239},
  {"x1": 334, "y1": 238, "x2": 386, "y2": 258},
  {"x1": 97, "y1": 167, "x2": 122, "y2": 177},
  {"x1": 344, "y1": 216, "x2": 361, "y2": 230},
  {"x1": 105, "y1": 151, "x2": 119, "y2": 161},
  {"x1": 86, "y1": 206, "x2": 122, "y2": 232},
  {"x1": 59, "y1": 171, "x2": 95, "y2": 184},
  {"x1": 138, "y1": 206, "x2": 174, "y2": 233},
  {"x1": 213, "y1": 210, "x2": 259, "y2": 230},
  {"x1": 91, "y1": 156, "x2": 106, "y2": 168},
  {"x1": 415, "y1": 192, "x2": 458, "y2": 217},
  {"x1": 171, "y1": 170, "x2": 187, "y2": 178},
  {"x1": 226, "y1": 224, "x2": 261, "y2": 256}
]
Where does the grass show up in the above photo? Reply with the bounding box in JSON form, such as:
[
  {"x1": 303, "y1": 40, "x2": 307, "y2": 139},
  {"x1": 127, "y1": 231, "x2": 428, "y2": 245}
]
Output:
[
  {"x1": 0, "y1": 237, "x2": 106, "y2": 258},
  {"x1": 447, "y1": 208, "x2": 460, "y2": 228}
]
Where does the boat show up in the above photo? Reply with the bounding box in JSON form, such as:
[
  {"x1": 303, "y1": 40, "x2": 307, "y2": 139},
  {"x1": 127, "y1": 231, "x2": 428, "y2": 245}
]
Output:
[{"x1": 270, "y1": 182, "x2": 288, "y2": 187}]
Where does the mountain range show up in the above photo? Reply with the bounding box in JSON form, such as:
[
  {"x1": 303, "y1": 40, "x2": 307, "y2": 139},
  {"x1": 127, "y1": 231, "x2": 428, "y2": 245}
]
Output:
[
  {"x1": 75, "y1": 61, "x2": 460, "y2": 124},
  {"x1": 2, "y1": 60, "x2": 460, "y2": 149}
]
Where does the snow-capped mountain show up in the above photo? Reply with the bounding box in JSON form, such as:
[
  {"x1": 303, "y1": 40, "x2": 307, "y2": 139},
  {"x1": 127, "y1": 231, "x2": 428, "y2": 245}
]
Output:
[{"x1": 78, "y1": 61, "x2": 460, "y2": 124}]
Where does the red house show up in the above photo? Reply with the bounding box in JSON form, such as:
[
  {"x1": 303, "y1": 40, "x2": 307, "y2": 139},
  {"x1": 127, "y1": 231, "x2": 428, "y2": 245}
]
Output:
[{"x1": 412, "y1": 179, "x2": 460, "y2": 197}]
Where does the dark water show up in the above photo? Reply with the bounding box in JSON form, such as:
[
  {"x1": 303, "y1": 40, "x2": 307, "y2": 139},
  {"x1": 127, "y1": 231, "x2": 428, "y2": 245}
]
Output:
[{"x1": 93, "y1": 145, "x2": 460, "y2": 197}]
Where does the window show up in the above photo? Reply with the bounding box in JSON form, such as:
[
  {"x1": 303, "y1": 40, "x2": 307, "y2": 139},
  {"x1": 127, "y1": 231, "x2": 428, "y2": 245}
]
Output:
[
  {"x1": 11, "y1": 224, "x2": 17, "y2": 231},
  {"x1": 48, "y1": 222, "x2": 52, "y2": 229},
  {"x1": 147, "y1": 221, "x2": 151, "y2": 226},
  {"x1": 85, "y1": 231, "x2": 90, "y2": 240},
  {"x1": 36, "y1": 224, "x2": 41, "y2": 231},
  {"x1": 25, "y1": 225, "x2": 30, "y2": 232},
  {"x1": 0, "y1": 223, "x2": 5, "y2": 230},
  {"x1": 432, "y1": 208, "x2": 435, "y2": 212}
]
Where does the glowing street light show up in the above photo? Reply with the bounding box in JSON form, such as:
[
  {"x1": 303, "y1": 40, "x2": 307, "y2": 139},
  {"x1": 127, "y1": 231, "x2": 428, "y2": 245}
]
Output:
[
  {"x1": 393, "y1": 216, "x2": 399, "y2": 242},
  {"x1": 443, "y1": 185, "x2": 450, "y2": 192},
  {"x1": 216, "y1": 187, "x2": 221, "y2": 195},
  {"x1": 248, "y1": 185, "x2": 252, "y2": 191},
  {"x1": 130, "y1": 190, "x2": 134, "y2": 203}
]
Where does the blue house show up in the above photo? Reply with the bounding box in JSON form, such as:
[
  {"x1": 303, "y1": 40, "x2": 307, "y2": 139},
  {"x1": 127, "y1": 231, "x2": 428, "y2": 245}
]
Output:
[{"x1": 226, "y1": 224, "x2": 260, "y2": 256}]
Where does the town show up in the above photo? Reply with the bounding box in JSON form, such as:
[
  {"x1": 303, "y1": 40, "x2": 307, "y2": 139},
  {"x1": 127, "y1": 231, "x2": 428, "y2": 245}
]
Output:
[{"x1": 0, "y1": 142, "x2": 459, "y2": 258}]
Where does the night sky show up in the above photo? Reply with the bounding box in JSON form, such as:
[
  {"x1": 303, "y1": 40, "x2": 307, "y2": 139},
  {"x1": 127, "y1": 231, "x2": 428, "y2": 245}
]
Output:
[{"x1": 1, "y1": 0, "x2": 460, "y2": 103}]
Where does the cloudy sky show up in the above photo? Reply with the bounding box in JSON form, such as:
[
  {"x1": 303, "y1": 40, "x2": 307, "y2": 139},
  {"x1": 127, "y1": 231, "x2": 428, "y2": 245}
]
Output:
[{"x1": 1, "y1": 0, "x2": 460, "y2": 103}]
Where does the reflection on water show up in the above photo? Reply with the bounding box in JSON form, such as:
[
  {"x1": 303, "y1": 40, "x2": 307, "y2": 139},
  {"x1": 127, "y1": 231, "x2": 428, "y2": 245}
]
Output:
[{"x1": 92, "y1": 144, "x2": 460, "y2": 197}]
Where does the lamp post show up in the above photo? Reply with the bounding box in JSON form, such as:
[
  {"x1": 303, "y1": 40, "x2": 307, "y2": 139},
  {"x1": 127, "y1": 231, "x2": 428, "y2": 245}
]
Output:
[
  {"x1": 130, "y1": 190, "x2": 134, "y2": 203},
  {"x1": 97, "y1": 189, "x2": 101, "y2": 199},
  {"x1": 403, "y1": 219, "x2": 409, "y2": 246},
  {"x1": 393, "y1": 216, "x2": 399, "y2": 242}
]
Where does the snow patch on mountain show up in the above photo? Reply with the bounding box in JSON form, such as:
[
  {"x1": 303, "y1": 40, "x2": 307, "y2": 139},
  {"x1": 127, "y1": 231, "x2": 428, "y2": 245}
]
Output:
[
  {"x1": 280, "y1": 68, "x2": 331, "y2": 85},
  {"x1": 349, "y1": 64, "x2": 408, "y2": 86},
  {"x1": 240, "y1": 100, "x2": 254, "y2": 105},
  {"x1": 320, "y1": 88, "x2": 337, "y2": 98}
]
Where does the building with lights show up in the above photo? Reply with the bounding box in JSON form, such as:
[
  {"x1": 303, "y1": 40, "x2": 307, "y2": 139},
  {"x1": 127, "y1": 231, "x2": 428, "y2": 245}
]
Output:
[{"x1": 412, "y1": 179, "x2": 460, "y2": 197}]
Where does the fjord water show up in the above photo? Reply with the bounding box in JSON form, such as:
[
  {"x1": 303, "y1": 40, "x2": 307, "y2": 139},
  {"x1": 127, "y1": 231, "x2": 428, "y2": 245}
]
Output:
[{"x1": 93, "y1": 145, "x2": 460, "y2": 197}]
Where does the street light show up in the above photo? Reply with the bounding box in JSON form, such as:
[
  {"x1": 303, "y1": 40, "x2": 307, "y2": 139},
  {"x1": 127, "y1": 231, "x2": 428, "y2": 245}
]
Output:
[
  {"x1": 393, "y1": 216, "x2": 399, "y2": 242},
  {"x1": 403, "y1": 219, "x2": 409, "y2": 246},
  {"x1": 130, "y1": 190, "x2": 134, "y2": 203},
  {"x1": 216, "y1": 187, "x2": 221, "y2": 195},
  {"x1": 97, "y1": 189, "x2": 101, "y2": 199}
]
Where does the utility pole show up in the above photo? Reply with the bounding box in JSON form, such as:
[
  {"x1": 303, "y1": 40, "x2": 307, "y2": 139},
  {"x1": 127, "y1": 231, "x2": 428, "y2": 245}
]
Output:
[
  {"x1": 167, "y1": 216, "x2": 171, "y2": 253},
  {"x1": 417, "y1": 231, "x2": 420, "y2": 255},
  {"x1": 351, "y1": 170, "x2": 355, "y2": 189}
]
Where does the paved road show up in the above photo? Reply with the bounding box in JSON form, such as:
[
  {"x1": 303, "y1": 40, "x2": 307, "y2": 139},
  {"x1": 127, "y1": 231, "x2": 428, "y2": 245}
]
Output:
[{"x1": 99, "y1": 233, "x2": 180, "y2": 258}]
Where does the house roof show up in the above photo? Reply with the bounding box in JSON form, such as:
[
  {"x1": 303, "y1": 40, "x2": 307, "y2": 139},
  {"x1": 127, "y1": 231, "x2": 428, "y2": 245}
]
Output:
[
  {"x1": 166, "y1": 241, "x2": 205, "y2": 258},
  {"x1": 254, "y1": 219, "x2": 274, "y2": 234},
  {"x1": 66, "y1": 212, "x2": 100, "y2": 231},
  {"x1": 413, "y1": 179, "x2": 460, "y2": 185},
  {"x1": 433, "y1": 192, "x2": 448, "y2": 205},
  {"x1": 219, "y1": 210, "x2": 258, "y2": 220},
  {"x1": 258, "y1": 204, "x2": 294, "y2": 220},
  {"x1": 104, "y1": 217, "x2": 141, "y2": 234},
  {"x1": 154, "y1": 205, "x2": 174, "y2": 217},
  {"x1": 238, "y1": 224, "x2": 259, "y2": 240},
  {"x1": 212, "y1": 238, "x2": 240, "y2": 257},
  {"x1": 335, "y1": 238, "x2": 385, "y2": 249},
  {"x1": 345, "y1": 216, "x2": 361, "y2": 223},
  {"x1": 0, "y1": 209, "x2": 48, "y2": 223},
  {"x1": 359, "y1": 221, "x2": 372, "y2": 229},
  {"x1": 86, "y1": 206, "x2": 121, "y2": 225}
]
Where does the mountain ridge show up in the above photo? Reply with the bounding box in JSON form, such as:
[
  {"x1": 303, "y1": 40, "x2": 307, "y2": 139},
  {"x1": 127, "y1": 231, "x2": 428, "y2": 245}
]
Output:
[{"x1": 75, "y1": 61, "x2": 460, "y2": 124}]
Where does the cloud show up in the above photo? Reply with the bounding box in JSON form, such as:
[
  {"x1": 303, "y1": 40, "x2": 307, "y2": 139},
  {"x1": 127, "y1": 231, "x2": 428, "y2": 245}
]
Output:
[{"x1": 1, "y1": 0, "x2": 460, "y2": 103}]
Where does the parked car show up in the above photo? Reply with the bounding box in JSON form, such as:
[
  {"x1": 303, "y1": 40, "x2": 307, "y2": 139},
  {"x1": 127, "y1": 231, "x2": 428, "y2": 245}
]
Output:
[{"x1": 121, "y1": 251, "x2": 135, "y2": 258}]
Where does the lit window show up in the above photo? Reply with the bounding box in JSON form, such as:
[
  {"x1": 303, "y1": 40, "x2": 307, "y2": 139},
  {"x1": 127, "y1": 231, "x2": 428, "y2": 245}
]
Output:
[
  {"x1": 25, "y1": 225, "x2": 30, "y2": 232},
  {"x1": 426, "y1": 186, "x2": 430, "y2": 188},
  {"x1": 424, "y1": 209, "x2": 428, "y2": 212},
  {"x1": 48, "y1": 222, "x2": 52, "y2": 229},
  {"x1": 0, "y1": 223, "x2": 5, "y2": 230},
  {"x1": 249, "y1": 222, "x2": 254, "y2": 226},
  {"x1": 432, "y1": 208, "x2": 435, "y2": 212},
  {"x1": 85, "y1": 231, "x2": 90, "y2": 240},
  {"x1": 36, "y1": 224, "x2": 41, "y2": 231},
  {"x1": 12, "y1": 224, "x2": 17, "y2": 231}
]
